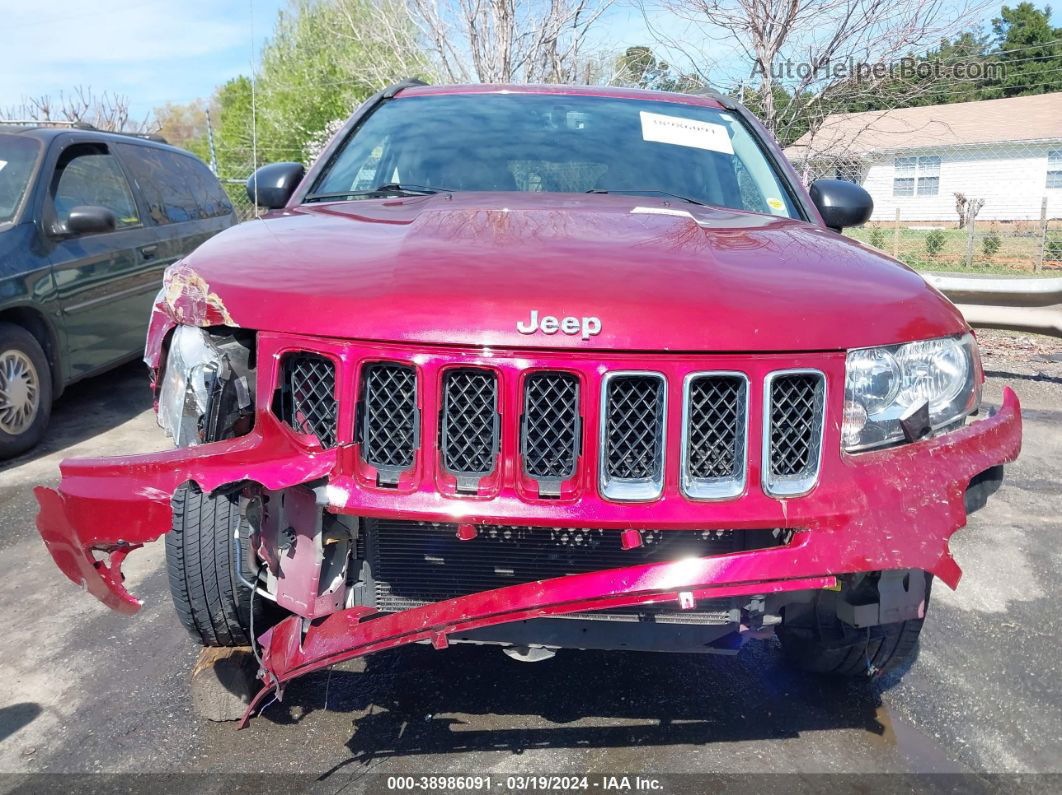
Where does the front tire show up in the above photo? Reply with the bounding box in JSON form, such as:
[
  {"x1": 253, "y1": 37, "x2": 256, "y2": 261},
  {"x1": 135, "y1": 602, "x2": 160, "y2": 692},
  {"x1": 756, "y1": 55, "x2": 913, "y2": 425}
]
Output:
[
  {"x1": 778, "y1": 573, "x2": 932, "y2": 679},
  {"x1": 165, "y1": 484, "x2": 267, "y2": 647},
  {"x1": 0, "y1": 322, "x2": 52, "y2": 459}
]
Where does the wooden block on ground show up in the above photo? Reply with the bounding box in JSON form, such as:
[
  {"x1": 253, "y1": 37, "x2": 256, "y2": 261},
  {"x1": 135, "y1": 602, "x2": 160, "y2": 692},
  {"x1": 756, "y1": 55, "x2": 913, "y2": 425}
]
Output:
[{"x1": 190, "y1": 646, "x2": 259, "y2": 722}]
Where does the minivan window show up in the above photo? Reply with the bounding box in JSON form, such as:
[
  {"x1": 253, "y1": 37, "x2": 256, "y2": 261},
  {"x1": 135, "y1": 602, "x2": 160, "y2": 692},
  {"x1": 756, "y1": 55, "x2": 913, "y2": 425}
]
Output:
[
  {"x1": 54, "y1": 151, "x2": 140, "y2": 229},
  {"x1": 117, "y1": 143, "x2": 233, "y2": 224},
  {"x1": 0, "y1": 134, "x2": 41, "y2": 225},
  {"x1": 313, "y1": 94, "x2": 799, "y2": 218}
]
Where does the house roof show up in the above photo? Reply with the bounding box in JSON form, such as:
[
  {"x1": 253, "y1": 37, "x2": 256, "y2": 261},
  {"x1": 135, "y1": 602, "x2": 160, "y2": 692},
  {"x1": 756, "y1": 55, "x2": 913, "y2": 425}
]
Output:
[{"x1": 785, "y1": 92, "x2": 1062, "y2": 159}]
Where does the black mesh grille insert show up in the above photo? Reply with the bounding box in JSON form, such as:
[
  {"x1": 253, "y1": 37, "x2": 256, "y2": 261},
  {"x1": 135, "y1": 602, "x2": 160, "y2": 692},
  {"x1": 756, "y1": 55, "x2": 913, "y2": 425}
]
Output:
[
  {"x1": 522, "y1": 372, "x2": 580, "y2": 483},
  {"x1": 604, "y1": 375, "x2": 665, "y2": 480},
  {"x1": 769, "y1": 373, "x2": 825, "y2": 478},
  {"x1": 686, "y1": 375, "x2": 745, "y2": 480},
  {"x1": 440, "y1": 369, "x2": 499, "y2": 479},
  {"x1": 360, "y1": 363, "x2": 418, "y2": 477},
  {"x1": 280, "y1": 353, "x2": 337, "y2": 448},
  {"x1": 366, "y1": 520, "x2": 792, "y2": 612}
]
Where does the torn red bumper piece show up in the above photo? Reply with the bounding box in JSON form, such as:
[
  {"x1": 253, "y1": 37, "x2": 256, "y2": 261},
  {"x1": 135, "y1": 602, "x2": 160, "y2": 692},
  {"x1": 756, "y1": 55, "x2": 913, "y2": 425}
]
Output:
[
  {"x1": 34, "y1": 430, "x2": 334, "y2": 613},
  {"x1": 242, "y1": 571, "x2": 838, "y2": 726}
]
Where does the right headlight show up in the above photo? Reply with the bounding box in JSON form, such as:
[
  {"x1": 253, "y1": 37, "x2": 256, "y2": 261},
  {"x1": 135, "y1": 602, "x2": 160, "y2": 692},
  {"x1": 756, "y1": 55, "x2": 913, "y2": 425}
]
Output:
[{"x1": 842, "y1": 333, "x2": 982, "y2": 452}]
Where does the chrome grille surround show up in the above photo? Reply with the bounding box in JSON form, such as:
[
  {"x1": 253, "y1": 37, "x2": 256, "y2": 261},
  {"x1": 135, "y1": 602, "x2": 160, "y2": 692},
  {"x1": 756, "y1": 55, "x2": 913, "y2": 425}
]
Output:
[
  {"x1": 762, "y1": 369, "x2": 827, "y2": 497},
  {"x1": 681, "y1": 371, "x2": 749, "y2": 500},
  {"x1": 521, "y1": 372, "x2": 582, "y2": 496},
  {"x1": 599, "y1": 371, "x2": 667, "y2": 501}
]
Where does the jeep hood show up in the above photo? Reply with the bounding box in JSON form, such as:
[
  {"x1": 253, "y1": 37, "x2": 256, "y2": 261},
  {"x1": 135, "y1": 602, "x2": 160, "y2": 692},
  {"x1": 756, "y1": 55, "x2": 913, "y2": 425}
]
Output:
[{"x1": 178, "y1": 192, "x2": 964, "y2": 351}]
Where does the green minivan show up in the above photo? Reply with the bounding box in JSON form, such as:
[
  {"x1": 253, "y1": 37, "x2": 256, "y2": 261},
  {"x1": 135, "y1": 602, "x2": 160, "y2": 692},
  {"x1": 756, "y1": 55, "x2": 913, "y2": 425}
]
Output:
[{"x1": 0, "y1": 123, "x2": 236, "y2": 457}]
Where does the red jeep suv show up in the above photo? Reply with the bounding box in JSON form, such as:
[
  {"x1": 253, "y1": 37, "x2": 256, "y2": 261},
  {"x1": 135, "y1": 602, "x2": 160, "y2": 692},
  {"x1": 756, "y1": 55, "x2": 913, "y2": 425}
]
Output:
[{"x1": 35, "y1": 81, "x2": 1021, "y2": 722}]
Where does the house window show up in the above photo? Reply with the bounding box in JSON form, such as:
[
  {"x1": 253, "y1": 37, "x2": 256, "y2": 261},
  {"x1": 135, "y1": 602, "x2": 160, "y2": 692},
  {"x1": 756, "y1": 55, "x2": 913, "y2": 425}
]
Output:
[
  {"x1": 1048, "y1": 150, "x2": 1062, "y2": 189},
  {"x1": 893, "y1": 155, "x2": 940, "y2": 197},
  {"x1": 916, "y1": 156, "x2": 940, "y2": 195},
  {"x1": 893, "y1": 157, "x2": 915, "y2": 196}
]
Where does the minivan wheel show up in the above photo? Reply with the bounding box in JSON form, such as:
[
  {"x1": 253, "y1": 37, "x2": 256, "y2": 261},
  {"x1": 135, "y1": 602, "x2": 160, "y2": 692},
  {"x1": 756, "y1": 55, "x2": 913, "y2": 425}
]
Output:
[
  {"x1": 778, "y1": 573, "x2": 932, "y2": 679},
  {"x1": 0, "y1": 322, "x2": 52, "y2": 459},
  {"x1": 165, "y1": 484, "x2": 279, "y2": 647}
]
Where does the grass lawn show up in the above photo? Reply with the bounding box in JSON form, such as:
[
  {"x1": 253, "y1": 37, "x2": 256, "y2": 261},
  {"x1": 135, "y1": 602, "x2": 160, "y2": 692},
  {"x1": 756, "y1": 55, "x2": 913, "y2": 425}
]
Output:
[{"x1": 846, "y1": 224, "x2": 1062, "y2": 277}]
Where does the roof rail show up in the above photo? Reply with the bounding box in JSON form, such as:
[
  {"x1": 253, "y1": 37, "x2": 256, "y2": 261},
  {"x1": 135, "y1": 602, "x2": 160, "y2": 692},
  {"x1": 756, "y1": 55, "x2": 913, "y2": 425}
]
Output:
[
  {"x1": 382, "y1": 77, "x2": 429, "y2": 99},
  {"x1": 0, "y1": 119, "x2": 80, "y2": 127},
  {"x1": 121, "y1": 131, "x2": 169, "y2": 144},
  {"x1": 0, "y1": 118, "x2": 168, "y2": 143}
]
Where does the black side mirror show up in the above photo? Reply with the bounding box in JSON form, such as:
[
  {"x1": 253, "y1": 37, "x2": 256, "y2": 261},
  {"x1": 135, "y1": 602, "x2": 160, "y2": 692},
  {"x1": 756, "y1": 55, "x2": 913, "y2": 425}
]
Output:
[
  {"x1": 246, "y1": 162, "x2": 305, "y2": 209},
  {"x1": 809, "y1": 179, "x2": 874, "y2": 232},
  {"x1": 64, "y1": 205, "x2": 118, "y2": 236}
]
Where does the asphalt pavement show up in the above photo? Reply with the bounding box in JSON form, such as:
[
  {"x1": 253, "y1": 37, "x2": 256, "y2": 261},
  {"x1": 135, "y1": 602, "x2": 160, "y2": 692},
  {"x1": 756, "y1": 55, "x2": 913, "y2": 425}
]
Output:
[{"x1": 0, "y1": 340, "x2": 1059, "y2": 791}]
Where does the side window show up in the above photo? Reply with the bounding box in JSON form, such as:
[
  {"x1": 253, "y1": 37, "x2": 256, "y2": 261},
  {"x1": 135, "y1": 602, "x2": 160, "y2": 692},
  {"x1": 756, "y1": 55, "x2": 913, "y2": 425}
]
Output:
[
  {"x1": 183, "y1": 155, "x2": 235, "y2": 218},
  {"x1": 117, "y1": 143, "x2": 233, "y2": 223},
  {"x1": 53, "y1": 149, "x2": 140, "y2": 229}
]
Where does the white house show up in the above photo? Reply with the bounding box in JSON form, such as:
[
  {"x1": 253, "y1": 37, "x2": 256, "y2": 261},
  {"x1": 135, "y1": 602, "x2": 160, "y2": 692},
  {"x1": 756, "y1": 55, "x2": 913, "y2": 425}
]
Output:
[{"x1": 785, "y1": 93, "x2": 1062, "y2": 223}]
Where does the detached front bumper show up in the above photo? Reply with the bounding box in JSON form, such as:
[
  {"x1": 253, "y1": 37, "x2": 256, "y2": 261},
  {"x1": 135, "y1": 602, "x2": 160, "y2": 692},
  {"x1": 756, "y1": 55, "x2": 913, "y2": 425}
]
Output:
[{"x1": 35, "y1": 387, "x2": 1021, "y2": 717}]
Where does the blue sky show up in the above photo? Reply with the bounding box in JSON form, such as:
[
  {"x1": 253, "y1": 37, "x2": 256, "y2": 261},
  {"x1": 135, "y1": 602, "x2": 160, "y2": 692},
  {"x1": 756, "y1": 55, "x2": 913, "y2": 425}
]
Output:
[
  {"x1": 0, "y1": 0, "x2": 289, "y2": 119},
  {"x1": 0, "y1": 0, "x2": 1053, "y2": 121}
]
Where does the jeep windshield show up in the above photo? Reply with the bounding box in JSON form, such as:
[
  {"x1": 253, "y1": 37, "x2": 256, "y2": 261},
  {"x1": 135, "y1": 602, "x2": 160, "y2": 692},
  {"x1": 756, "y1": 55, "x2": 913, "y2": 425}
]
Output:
[
  {"x1": 0, "y1": 134, "x2": 42, "y2": 225},
  {"x1": 310, "y1": 93, "x2": 800, "y2": 218}
]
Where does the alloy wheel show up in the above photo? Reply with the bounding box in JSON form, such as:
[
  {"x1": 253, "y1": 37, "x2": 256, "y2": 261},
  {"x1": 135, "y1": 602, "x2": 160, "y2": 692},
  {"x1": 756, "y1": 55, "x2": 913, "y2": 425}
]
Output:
[{"x1": 0, "y1": 349, "x2": 40, "y2": 436}]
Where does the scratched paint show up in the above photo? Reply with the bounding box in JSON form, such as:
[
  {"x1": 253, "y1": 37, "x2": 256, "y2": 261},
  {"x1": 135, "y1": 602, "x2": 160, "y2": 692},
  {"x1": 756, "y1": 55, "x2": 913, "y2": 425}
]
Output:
[{"x1": 161, "y1": 262, "x2": 239, "y2": 328}]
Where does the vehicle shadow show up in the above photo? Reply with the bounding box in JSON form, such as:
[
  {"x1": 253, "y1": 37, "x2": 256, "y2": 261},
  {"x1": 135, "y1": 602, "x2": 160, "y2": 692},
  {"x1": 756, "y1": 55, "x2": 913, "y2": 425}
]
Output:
[
  {"x1": 985, "y1": 368, "x2": 1062, "y2": 386},
  {"x1": 0, "y1": 359, "x2": 153, "y2": 473},
  {"x1": 0, "y1": 702, "x2": 42, "y2": 744},
  {"x1": 260, "y1": 641, "x2": 888, "y2": 771}
]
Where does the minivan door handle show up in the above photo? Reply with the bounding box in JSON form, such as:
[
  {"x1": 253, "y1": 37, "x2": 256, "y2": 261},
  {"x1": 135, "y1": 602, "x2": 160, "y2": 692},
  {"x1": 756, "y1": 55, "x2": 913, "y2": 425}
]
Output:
[{"x1": 139, "y1": 244, "x2": 158, "y2": 260}]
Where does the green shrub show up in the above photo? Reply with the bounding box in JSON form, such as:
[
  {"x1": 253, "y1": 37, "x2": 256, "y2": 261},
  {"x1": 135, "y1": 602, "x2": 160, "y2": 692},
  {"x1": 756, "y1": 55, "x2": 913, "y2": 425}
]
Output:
[
  {"x1": 868, "y1": 226, "x2": 886, "y2": 248},
  {"x1": 1046, "y1": 239, "x2": 1062, "y2": 262},
  {"x1": 982, "y1": 230, "x2": 1002, "y2": 256},
  {"x1": 925, "y1": 229, "x2": 946, "y2": 257}
]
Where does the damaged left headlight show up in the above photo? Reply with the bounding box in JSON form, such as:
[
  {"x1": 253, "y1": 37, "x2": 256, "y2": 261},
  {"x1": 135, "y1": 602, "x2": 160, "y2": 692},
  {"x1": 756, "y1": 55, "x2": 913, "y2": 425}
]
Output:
[{"x1": 158, "y1": 325, "x2": 256, "y2": 447}]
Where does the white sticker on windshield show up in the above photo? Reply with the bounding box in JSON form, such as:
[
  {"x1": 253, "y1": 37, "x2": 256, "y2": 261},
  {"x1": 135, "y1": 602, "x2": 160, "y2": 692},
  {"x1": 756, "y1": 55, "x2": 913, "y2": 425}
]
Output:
[
  {"x1": 0, "y1": 160, "x2": 7, "y2": 172},
  {"x1": 640, "y1": 111, "x2": 734, "y2": 154}
]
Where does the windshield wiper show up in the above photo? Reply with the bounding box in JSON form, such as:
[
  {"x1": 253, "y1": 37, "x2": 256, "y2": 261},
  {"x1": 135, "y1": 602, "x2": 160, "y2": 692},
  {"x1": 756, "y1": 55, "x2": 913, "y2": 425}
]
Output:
[
  {"x1": 304, "y1": 183, "x2": 449, "y2": 202},
  {"x1": 586, "y1": 189, "x2": 706, "y2": 206}
]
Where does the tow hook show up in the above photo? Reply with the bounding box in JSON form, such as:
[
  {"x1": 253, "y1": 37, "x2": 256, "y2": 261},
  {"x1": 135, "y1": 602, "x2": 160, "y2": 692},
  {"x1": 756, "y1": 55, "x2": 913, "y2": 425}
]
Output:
[{"x1": 502, "y1": 645, "x2": 557, "y2": 662}]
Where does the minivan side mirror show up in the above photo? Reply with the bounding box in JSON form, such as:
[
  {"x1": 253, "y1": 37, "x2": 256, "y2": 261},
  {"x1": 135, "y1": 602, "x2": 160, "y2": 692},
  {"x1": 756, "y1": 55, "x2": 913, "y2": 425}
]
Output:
[
  {"x1": 64, "y1": 205, "x2": 118, "y2": 236},
  {"x1": 246, "y1": 162, "x2": 306, "y2": 209},
  {"x1": 809, "y1": 179, "x2": 874, "y2": 232}
]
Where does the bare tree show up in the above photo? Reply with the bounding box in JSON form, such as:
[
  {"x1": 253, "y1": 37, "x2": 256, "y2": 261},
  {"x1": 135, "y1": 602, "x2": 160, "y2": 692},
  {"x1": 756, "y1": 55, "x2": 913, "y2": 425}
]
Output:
[
  {"x1": 3, "y1": 86, "x2": 154, "y2": 132},
  {"x1": 341, "y1": 0, "x2": 615, "y2": 85},
  {"x1": 645, "y1": 0, "x2": 989, "y2": 143}
]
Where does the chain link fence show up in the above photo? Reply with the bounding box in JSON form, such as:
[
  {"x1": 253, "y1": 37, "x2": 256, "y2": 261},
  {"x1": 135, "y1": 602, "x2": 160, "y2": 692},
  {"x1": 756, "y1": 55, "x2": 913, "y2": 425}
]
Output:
[
  {"x1": 786, "y1": 94, "x2": 1062, "y2": 274},
  {"x1": 220, "y1": 178, "x2": 258, "y2": 222}
]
